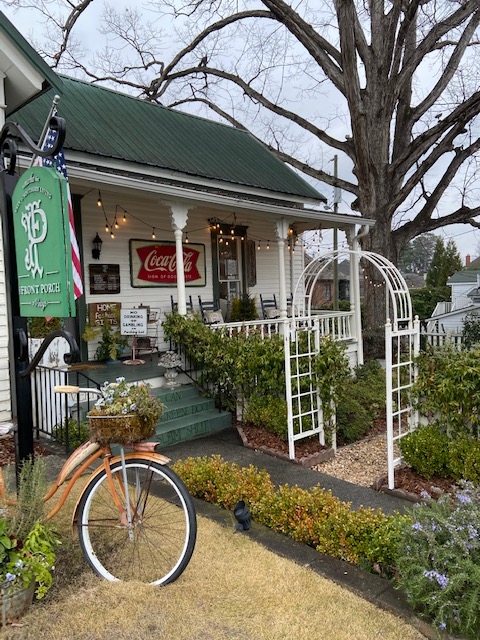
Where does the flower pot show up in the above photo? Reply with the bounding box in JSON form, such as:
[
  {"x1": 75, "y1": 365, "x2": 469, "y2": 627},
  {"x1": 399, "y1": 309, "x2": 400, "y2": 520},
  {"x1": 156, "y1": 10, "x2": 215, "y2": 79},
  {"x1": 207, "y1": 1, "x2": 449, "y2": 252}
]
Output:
[
  {"x1": 0, "y1": 581, "x2": 35, "y2": 626},
  {"x1": 163, "y1": 366, "x2": 180, "y2": 388}
]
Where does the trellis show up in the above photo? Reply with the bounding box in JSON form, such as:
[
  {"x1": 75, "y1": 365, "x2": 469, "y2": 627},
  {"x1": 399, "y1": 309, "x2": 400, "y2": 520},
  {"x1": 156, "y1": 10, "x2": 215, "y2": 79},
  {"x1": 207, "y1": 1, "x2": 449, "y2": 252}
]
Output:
[{"x1": 288, "y1": 249, "x2": 420, "y2": 488}]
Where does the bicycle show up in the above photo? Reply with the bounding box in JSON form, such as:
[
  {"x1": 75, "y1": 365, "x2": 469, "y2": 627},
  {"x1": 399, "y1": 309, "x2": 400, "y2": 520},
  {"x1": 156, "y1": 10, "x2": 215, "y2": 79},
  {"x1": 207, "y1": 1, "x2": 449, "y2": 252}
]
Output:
[{"x1": 0, "y1": 384, "x2": 197, "y2": 586}]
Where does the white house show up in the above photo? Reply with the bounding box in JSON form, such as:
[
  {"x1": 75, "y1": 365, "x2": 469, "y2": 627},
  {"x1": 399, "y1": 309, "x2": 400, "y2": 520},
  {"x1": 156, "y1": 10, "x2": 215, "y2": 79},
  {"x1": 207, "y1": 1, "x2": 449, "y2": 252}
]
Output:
[{"x1": 426, "y1": 269, "x2": 480, "y2": 335}]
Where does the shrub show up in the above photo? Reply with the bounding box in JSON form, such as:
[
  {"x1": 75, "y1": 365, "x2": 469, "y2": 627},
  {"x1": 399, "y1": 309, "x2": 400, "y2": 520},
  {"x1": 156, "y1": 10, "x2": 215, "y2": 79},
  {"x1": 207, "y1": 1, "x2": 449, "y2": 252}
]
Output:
[
  {"x1": 243, "y1": 394, "x2": 288, "y2": 440},
  {"x1": 399, "y1": 425, "x2": 451, "y2": 479},
  {"x1": 412, "y1": 345, "x2": 480, "y2": 437},
  {"x1": 448, "y1": 434, "x2": 476, "y2": 481},
  {"x1": 396, "y1": 482, "x2": 480, "y2": 639},
  {"x1": 172, "y1": 455, "x2": 401, "y2": 577},
  {"x1": 462, "y1": 311, "x2": 480, "y2": 350}
]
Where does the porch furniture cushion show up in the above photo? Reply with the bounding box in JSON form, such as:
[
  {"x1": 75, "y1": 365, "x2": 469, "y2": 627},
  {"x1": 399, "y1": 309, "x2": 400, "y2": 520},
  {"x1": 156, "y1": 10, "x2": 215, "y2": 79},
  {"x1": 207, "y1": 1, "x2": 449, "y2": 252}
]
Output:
[
  {"x1": 204, "y1": 310, "x2": 224, "y2": 324},
  {"x1": 266, "y1": 308, "x2": 281, "y2": 319}
]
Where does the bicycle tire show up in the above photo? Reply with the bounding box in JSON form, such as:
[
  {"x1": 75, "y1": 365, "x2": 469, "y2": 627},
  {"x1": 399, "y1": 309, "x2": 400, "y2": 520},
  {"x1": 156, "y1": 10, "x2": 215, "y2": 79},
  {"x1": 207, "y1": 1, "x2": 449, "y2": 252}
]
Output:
[{"x1": 76, "y1": 457, "x2": 197, "y2": 585}]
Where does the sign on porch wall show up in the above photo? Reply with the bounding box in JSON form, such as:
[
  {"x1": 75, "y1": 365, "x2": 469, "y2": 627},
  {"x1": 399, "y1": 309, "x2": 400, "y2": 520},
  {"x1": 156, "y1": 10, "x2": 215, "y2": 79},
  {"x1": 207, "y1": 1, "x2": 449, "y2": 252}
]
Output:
[
  {"x1": 12, "y1": 166, "x2": 75, "y2": 317},
  {"x1": 130, "y1": 239, "x2": 206, "y2": 287},
  {"x1": 88, "y1": 302, "x2": 121, "y2": 327},
  {"x1": 89, "y1": 263, "x2": 120, "y2": 294}
]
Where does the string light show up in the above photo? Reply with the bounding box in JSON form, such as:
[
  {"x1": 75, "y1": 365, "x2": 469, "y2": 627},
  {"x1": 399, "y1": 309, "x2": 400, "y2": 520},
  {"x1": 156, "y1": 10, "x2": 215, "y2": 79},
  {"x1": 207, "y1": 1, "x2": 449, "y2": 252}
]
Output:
[
  {"x1": 114, "y1": 216, "x2": 119, "y2": 229},
  {"x1": 152, "y1": 227, "x2": 156, "y2": 239},
  {"x1": 185, "y1": 233, "x2": 189, "y2": 243},
  {"x1": 110, "y1": 229, "x2": 115, "y2": 239},
  {"x1": 97, "y1": 191, "x2": 102, "y2": 207},
  {"x1": 267, "y1": 240, "x2": 270, "y2": 250},
  {"x1": 258, "y1": 241, "x2": 261, "y2": 250},
  {"x1": 105, "y1": 222, "x2": 109, "y2": 233}
]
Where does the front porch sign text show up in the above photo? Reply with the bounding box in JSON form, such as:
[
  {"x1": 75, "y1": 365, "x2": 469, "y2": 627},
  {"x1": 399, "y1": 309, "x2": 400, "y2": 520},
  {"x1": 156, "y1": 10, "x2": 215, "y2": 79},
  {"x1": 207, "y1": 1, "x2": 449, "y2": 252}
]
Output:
[
  {"x1": 130, "y1": 239, "x2": 206, "y2": 287},
  {"x1": 12, "y1": 167, "x2": 75, "y2": 317}
]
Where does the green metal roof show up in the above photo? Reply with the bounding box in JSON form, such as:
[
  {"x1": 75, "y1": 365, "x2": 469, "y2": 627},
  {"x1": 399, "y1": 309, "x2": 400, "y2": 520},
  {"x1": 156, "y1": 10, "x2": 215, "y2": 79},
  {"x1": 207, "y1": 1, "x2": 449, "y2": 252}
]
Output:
[
  {"x1": 11, "y1": 75, "x2": 325, "y2": 202},
  {"x1": 0, "y1": 11, "x2": 62, "y2": 113}
]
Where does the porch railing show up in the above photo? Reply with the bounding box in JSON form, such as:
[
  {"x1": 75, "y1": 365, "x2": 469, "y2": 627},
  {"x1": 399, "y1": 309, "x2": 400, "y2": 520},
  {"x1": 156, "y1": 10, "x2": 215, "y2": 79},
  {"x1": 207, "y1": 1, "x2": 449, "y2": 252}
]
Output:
[
  {"x1": 31, "y1": 366, "x2": 101, "y2": 453},
  {"x1": 210, "y1": 310, "x2": 354, "y2": 341}
]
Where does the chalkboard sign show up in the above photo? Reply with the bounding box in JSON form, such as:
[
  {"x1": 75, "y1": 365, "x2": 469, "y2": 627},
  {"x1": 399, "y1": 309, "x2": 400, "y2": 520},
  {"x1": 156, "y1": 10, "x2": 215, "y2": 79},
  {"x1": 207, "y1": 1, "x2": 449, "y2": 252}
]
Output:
[{"x1": 89, "y1": 264, "x2": 120, "y2": 294}]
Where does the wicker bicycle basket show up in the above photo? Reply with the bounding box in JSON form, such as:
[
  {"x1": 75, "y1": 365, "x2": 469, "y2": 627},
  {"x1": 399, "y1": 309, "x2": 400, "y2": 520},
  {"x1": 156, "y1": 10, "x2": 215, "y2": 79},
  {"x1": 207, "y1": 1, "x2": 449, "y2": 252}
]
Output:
[{"x1": 87, "y1": 413, "x2": 156, "y2": 445}]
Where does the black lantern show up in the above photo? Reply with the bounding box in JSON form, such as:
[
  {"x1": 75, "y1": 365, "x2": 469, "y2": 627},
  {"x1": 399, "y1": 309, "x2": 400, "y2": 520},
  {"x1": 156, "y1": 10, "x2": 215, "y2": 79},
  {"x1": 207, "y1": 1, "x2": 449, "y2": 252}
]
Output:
[
  {"x1": 92, "y1": 233, "x2": 103, "y2": 260},
  {"x1": 233, "y1": 500, "x2": 251, "y2": 531}
]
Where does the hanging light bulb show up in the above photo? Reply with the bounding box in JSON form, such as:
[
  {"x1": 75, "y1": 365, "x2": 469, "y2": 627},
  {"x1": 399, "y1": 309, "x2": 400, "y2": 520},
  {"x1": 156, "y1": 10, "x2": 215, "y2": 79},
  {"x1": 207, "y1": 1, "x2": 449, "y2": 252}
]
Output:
[
  {"x1": 258, "y1": 241, "x2": 261, "y2": 250},
  {"x1": 114, "y1": 216, "x2": 119, "y2": 229},
  {"x1": 185, "y1": 233, "x2": 189, "y2": 244},
  {"x1": 267, "y1": 240, "x2": 270, "y2": 250},
  {"x1": 231, "y1": 226, "x2": 235, "y2": 235},
  {"x1": 110, "y1": 230, "x2": 115, "y2": 239},
  {"x1": 152, "y1": 227, "x2": 156, "y2": 239},
  {"x1": 105, "y1": 222, "x2": 109, "y2": 233},
  {"x1": 97, "y1": 191, "x2": 102, "y2": 207}
]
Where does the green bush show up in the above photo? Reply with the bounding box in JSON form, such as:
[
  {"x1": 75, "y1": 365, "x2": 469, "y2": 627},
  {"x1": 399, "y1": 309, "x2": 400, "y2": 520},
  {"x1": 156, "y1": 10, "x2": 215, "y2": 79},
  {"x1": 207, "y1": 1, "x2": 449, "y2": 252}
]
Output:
[
  {"x1": 172, "y1": 455, "x2": 402, "y2": 577},
  {"x1": 230, "y1": 294, "x2": 258, "y2": 322},
  {"x1": 396, "y1": 482, "x2": 480, "y2": 639},
  {"x1": 462, "y1": 439, "x2": 480, "y2": 485},
  {"x1": 243, "y1": 394, "x2": 288, "y2": 440},
  {"x1": 336, "y1": 360, "x2": 386, "y2": 443},
  {"x1": 399, "y1": 425, "x2": 451, "y2": 479},
  {"x1": 336, "y1": 395, "x2": 371, "y2": 443},
  {"x1": 448, "y1": 434, "x2": 476, "y2": 481},
  {"x1": 412, "y1": 345, "x2": 480, "y2": 437}
]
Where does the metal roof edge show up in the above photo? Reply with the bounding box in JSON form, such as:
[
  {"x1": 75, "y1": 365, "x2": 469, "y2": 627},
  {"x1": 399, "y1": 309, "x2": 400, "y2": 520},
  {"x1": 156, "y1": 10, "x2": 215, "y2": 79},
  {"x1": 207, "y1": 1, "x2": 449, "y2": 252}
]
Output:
[
  {"x1": 55, "y1": 161, "x2": 371, "y2": 228},
  {"x1": 0, "y1": 11, "x2": 62, "y2": 102}
]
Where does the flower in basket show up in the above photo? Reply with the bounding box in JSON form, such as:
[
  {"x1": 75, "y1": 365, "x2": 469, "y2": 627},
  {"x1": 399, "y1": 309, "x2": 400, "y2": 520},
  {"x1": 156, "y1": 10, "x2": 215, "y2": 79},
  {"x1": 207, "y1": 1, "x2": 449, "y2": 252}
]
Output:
[
  {"x1": 0, "y1": 459, "x2": 59, "y2": 602},
  {"x1": 158, "y1": 350, "x2": 182, "y2": 369},
  {"x1": 87, "y1": 378, "x2": 164, "y2": 444}
]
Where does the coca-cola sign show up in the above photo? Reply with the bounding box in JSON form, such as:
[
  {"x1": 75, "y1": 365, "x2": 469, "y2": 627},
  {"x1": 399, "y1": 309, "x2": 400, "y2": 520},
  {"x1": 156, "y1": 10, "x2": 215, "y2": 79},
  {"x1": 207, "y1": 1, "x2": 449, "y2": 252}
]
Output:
[{"x1": 130, "y1": 239, "x2": 206, "y2": 287}]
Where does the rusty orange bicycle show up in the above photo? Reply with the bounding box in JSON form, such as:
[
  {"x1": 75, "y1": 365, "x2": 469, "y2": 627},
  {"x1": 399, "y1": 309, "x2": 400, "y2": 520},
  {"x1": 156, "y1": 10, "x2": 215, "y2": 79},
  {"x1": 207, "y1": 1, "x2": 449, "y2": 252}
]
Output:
[{"x1": 0, "y1": 384, "x2": 197, "y2": 586}]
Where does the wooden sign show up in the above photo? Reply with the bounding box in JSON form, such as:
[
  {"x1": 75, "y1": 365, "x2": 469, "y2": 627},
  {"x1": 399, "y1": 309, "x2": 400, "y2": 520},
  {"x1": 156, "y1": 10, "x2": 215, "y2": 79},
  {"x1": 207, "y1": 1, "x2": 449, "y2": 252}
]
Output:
[{"x1": 88, "y1": 302, "x2": 121, "y2": 327}]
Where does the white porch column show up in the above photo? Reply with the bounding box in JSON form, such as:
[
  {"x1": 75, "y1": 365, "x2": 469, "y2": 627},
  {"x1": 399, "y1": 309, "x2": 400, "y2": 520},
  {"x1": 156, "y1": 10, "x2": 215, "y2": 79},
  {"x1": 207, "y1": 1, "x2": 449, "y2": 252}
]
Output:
[
  {"x1": 168, "y1": 203, "x2": 190, "y2": 316},
  {"x1": 347, "y1": 225, "x2": 369, "y2": 366},
  {"x1": 275, "y1": 218, "x2": 290, "y2": 318}
]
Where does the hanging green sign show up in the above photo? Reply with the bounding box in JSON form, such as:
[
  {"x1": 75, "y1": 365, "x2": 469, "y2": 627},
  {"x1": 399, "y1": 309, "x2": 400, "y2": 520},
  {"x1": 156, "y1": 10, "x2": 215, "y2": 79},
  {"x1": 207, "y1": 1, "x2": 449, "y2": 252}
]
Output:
[{"x1": 12, "y1": 166, "x2": 75, "y2": 317}]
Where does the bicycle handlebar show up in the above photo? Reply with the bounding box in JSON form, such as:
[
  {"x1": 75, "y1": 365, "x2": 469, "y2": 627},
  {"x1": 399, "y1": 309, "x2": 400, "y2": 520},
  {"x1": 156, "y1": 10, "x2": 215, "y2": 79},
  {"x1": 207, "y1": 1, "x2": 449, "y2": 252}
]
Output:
[{"x1": 54, "y1": 385, "x2": 103, "y2": 397}]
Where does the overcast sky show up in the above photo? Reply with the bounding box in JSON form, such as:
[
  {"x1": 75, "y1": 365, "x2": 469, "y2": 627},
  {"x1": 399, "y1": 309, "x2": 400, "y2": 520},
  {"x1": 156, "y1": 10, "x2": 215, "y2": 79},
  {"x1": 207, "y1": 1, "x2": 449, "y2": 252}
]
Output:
[{"x1": 2, "y1": 2, "x2": 479, "y2": 264}]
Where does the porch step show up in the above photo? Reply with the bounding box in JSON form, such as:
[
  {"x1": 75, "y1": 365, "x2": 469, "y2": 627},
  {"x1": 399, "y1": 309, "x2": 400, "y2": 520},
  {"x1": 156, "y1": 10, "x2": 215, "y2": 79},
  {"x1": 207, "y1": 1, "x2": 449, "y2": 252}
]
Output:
[{"x1": 152, "y1": 384, "x2": 232, "y2": 448}]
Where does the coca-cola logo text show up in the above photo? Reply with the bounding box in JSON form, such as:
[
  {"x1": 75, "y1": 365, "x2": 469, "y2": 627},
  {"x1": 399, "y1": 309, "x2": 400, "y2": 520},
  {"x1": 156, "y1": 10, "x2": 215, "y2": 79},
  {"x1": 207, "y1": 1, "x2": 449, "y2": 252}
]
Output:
[{"x1": 136, "y1": 244, "x2": 201, "y2": 283}]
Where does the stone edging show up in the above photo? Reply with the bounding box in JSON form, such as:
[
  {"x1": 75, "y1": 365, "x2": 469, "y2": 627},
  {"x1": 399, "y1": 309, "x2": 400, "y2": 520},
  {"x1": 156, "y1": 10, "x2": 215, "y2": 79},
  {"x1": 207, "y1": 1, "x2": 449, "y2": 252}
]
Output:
[{"x1": 236, "y1": 424, "x2": 335, "y2": 468}]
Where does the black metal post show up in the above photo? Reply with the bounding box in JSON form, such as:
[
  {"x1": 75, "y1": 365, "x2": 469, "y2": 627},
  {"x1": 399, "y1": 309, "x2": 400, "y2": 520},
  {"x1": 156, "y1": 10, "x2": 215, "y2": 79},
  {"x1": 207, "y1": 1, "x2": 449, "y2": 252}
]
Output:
[{"x1": 0, "y1": 117, "x2": 66, "y2": 475}]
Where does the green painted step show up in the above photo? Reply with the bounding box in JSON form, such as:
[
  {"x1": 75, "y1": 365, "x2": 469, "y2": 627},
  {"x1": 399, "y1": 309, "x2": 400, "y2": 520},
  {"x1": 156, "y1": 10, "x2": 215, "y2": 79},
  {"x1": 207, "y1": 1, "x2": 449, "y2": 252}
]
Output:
[
  {"x1": 152, "y1": 384, "x2": 232, "y2": 447},
  {"x1": 154, "y1": 410, "x2": 232, "y2": 448}
]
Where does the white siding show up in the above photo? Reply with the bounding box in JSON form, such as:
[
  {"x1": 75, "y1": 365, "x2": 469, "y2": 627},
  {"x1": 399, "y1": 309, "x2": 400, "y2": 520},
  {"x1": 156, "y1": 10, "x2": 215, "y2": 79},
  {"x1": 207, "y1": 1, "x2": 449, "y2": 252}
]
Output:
[{"x1": 80, "y1": 190, "x2": 297, "y2": 356}]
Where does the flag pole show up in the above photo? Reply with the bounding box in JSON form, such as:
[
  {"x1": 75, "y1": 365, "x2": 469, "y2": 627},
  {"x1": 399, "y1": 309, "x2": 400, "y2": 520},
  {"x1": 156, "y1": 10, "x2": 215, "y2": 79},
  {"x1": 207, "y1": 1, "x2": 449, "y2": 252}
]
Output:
[{"x1": 28, "y1": 94, "x2": 61, "y2": 167}]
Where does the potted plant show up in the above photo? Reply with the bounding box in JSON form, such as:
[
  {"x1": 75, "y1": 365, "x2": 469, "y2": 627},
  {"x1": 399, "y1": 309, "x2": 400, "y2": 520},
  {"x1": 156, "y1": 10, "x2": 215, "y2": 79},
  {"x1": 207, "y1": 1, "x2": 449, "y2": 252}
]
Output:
[
  {"x1": 87, "y1": 377, "x2": 164, "y2": 444},
  {"x1": 82, "y1": 315, "x2": 128, "y2": 362},
  {"x1": 0, "y1": 458, "x2": 59, "y2": 624}
]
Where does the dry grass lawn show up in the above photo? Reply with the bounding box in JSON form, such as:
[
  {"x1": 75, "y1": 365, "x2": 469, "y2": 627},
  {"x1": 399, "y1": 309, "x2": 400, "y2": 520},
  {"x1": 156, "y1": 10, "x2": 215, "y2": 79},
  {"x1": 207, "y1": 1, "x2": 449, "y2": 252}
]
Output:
[{"x1": 0, "y1": 479, "x2": 428, "y2": 640}]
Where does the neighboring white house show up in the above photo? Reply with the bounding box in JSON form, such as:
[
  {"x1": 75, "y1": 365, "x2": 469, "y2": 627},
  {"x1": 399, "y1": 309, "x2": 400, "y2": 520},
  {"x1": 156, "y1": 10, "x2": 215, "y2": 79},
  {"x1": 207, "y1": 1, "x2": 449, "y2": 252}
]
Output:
[
  {"x1": 0, "y1": 12, "x2": 62, "y2": 421},
  {"x1": 426, "y1": 269, "x2": 480, "y2": 334}
]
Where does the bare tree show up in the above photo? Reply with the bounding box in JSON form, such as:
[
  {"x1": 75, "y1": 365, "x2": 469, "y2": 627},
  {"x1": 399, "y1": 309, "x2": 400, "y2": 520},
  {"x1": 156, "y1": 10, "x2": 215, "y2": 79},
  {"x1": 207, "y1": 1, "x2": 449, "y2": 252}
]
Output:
[{"x1": 5, "y1": 0, "x2": 480, "y2": 327}]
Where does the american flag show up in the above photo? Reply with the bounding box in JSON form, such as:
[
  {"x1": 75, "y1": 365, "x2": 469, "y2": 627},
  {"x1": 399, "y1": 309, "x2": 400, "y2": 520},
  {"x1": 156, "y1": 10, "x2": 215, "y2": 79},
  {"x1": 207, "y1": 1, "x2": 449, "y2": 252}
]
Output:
[{"x1": 36, "y1": 117, "x2": 83, "y2": 300}]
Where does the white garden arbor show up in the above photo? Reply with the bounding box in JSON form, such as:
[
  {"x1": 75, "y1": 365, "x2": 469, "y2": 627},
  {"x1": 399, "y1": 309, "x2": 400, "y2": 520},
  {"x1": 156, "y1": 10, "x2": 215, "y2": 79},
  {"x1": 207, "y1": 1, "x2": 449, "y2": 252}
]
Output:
[{"x1": 288, "y1": 248, "x2": 420, "y2": 489}]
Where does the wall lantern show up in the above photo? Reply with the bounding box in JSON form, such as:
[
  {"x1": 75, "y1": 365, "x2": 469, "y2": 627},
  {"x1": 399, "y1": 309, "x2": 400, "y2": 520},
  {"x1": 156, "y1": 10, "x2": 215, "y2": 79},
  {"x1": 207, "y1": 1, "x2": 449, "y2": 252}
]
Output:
[{"x1": 92, "y1": 233, "x2": 103, "y2": 260}]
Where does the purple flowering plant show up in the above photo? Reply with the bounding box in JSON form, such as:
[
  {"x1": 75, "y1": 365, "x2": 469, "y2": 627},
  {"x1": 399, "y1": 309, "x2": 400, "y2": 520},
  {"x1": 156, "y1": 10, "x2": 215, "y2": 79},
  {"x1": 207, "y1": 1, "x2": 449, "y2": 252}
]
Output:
[{"x1": 396, "y1": 480, "x2": 480, "y2": 640}]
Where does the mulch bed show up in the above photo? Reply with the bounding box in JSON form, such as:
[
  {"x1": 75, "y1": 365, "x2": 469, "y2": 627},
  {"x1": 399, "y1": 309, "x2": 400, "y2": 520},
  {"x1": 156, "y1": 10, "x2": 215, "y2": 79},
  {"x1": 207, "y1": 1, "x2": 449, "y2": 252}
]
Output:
[
  {"x1": 238, "y1": 420, "x2": 458, "y2": 501},
  {"x1": 0, "y1": 435, "x2": 51, "y2": 467}
]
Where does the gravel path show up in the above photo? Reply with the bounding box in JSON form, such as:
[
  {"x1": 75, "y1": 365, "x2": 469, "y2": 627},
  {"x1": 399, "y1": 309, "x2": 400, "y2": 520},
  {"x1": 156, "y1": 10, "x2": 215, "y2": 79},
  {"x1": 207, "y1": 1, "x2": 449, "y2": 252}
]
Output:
[{"x1": 313, "y1": 433, "x2": 399, "y2": 487}]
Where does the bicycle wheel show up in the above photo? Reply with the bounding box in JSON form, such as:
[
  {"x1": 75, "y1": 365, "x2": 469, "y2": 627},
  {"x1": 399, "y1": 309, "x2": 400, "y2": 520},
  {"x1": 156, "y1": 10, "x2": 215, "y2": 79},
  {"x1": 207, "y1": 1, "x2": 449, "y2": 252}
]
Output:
[{"x1": 76, "y1": 457, "x2": 197, "y2": 585}]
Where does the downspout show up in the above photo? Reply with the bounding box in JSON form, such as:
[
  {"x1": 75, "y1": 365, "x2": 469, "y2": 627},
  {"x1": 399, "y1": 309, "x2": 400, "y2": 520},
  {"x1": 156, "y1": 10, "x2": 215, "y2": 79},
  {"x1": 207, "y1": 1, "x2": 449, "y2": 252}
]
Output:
[{"x1": 348, "y1": 224, "x2": 371, "y2": 366}]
